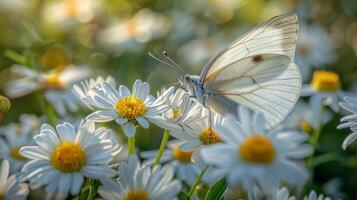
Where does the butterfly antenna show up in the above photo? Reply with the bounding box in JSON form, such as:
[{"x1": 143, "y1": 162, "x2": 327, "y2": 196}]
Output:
[
  {"x1": 148, "y1": 52, "x2": 184, "y2": 74},
  {"x1": 163, "y1": 51, "x2": 185, "y2": 74}
]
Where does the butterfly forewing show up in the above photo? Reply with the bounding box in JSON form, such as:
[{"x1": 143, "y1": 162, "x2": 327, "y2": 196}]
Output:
[
  {"x1": 200, "y1": 14, "x2": 298, "y2": 83},
  {"x1": 200, "y1": 14, "x2": 301, "y2": 129}
]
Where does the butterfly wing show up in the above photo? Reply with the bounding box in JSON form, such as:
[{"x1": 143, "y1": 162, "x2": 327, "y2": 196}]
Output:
[
  {"x1": 200, "y1": 14, "x2": 300, "y2": 129},
  {"x1": 199, "y1": 14, "x2": 298, "y2": 83}
]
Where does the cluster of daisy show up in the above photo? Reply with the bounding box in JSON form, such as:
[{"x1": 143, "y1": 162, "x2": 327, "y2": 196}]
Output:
[{"x1": 2, "y1": 58, "x2": 355, "y2": 200}]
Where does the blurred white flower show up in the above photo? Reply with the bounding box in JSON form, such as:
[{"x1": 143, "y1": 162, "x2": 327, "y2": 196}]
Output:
[
  {"x1": 0, "y1": 124, "x2": 33, "y2": 173},
  {"x1": 296, "y1": 23, "x2": 336, "y2": 82},
  {"x1": 20, "y1": 121, "x2": 117, "y2": 200},
  {"x1": 303, "y1": 190, "x2": 331, "y2": 200},
  {"x1": 98, "y1": 9, "x2": 171, "y2": 50},
  {"x1": 0, "y1": 0, "x2": 27, "y2": 12},
  {"x1": 338, "y1": 96, "x2": 357, "y2": 149},
  {"x1": 201, "y1": 107, "x2": 312, "y2": 196},
  {"x1": 6, "y1": 65, "x2": 91, "y2": 116},
  {"x1": 98, "y1": 155, "x2": 181, "y2": 200},
  {"x1": 194, "y1": 0, "x2": 246, "y2": 23},
  {"x1": 301, "y1": 70, "x2": 344, "y2": 112},
  {"x1": 178, "y1": 37, "x2": 223, "y2": 70},
  {"x1": 274, "y1": 187, "x2": 296, "y2": 200},
  {"x1": 284, "y1": 101, "x2": 332, "y2": 134},
  {"x1": 75, "y1": 79, "x2": 172, "y2": 137},
  {"x1": 17, "y1": 114, "x2": 43, "y2": 135},
  {"x1": 43, "y1": 0, "x2": 101, "y2": 26},
  {"x1": 0, "y1": 160, "x2": 29, "y2": 200}
]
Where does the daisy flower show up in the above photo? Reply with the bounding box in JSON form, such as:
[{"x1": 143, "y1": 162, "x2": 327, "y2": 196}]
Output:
[
  {"x1": 303, "y1": 190, "x2": 331, "y2": 200},
  {"x1": 72, "y1": 76, "x2": 116, "y2": 109},
  {"x1": 151, "y1": 88, "x2": 202, "y2": 131},
  {"x1": 338, "y1": 96, "x2": 357, "y2": 149},
  {"x1": 163, "y1": 108, "x2": 225, "y2": 162},
  {"x1": 19, "y1": 121, "x2": 117, "y2": 199},
  {"x1": 98, "y1": 155, "x2": 181, "y2": 200},
  {"x1": 141, "y1": 141, "x2": 224, "y2": 187},
  {"x1": 0, "y1": 124, "x2": 33, "y2": 173},
  {"x1": 17, "y1": 114, "x2": 43, "y2": 135},
  {"x1": 75, "y1": 79, "x2": 172, "y2": 137},
  {"x1": 0, "y1": 160, "x2": 29, "y2": 200},
  {"x1": 301, "y1": 70, "x2": 344, "y2": 113},
  {"x1": 201, "y1": 107, "x2": 312, "y2": 196},
  {"x1": 98, "y1": 9, "x2": 171, "y2": 51},
  {"x1": 5, "y1": 65, "x2": 91, "y2": 116},
  {"x1": 43, "y1": 0, "x2": 102, "y2": 26},
  {"x1": 284, "y1": 101, "x2": 332, "y2": 134},
  {"x1": 274, "y1": 187, "x2": 296, "y2": 200},
  {"x1": 141, "y1": 140, "x2": 199, "y2": 186}
]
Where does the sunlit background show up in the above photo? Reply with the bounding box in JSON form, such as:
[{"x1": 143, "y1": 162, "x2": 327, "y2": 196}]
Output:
[{"x1": 0, "y1": 0, "x2": 357, "y2": 199}]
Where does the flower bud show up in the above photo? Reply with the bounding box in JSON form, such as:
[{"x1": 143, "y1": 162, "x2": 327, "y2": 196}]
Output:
[{"x1": 0, "y1": 95, "x2": 11, "y2": 121}]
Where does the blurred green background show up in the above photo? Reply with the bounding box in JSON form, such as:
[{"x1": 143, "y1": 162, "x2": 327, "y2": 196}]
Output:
[{"x1": 0, "y1": 0, "x2": 357, "y2": 199}]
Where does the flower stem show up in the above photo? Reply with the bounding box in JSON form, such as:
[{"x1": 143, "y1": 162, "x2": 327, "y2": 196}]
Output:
[
  {"x1": 37, "y1": 92, "x2": 57, "y2": 126},
  {"x1": 86, "y1": 179, "x2": 100, "y2": 200},
  {"x1": 128, "y1": 136, "x2": 135, "y2": 155},
  {"x1": 152, "y1": 130, "x2": 170, "y2": 169},
  {"x1": 188, "y1": 165, "x2": 209, "y2": 198},
  {"x1": 307, "y1": 104, "x2": 325, "y2": 170},
  {"x1": 303, "y1": 103, "x2": 325, "y2": 195}
]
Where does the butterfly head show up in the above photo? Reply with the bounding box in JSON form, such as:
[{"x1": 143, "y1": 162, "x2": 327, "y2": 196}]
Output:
[
  {"x1": 179, "y1": 75, "x2": 201, "y2": 97},
  {"x1": 179, "y1": 75, "x2": 195, "y2": 88}
]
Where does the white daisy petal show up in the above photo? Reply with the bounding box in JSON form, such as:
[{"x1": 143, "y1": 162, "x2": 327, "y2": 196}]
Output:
[
  {"x1": 136, "y1": 117, "x2": 149, "y2": 129},
  {"x1": 86, "y1": 110, "x2": 118, "y2": 122},
  {"x1": 123, "y1": 123, "x2": 136, "y2": 137}
]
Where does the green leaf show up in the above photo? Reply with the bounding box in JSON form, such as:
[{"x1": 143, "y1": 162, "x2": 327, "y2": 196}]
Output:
[
  {"x1": 3, "y1": 49, "x2": 28, "y2": 65},
  {"x1": 178, "y1": 191, "x2": 190, "y2": 200},
  {"x1": 204, "y1": 179, "x2": 228, "y2": 200}
]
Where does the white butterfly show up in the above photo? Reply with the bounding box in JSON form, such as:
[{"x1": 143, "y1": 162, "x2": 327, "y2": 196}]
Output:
[{"x1": 179, "y1": 14, "x2": 301, "y2": 129}]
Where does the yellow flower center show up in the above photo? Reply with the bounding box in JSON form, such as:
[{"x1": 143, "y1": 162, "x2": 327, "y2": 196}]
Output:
[
  {"x1": 299, "y1": 120, "x2": 314, "y2": 134},
  {"x1": 124, "y1": 19, "x2": 139, "y2": 37},
  {"x1": 172, "y1": 146, "x2": 193, "y2": 163},
  {"x1": 172, "y1": 108, "x2": 182, "y2": 119},
  {"x1": 239, "y1": 135, "x2": 276, "y2": 164},
  {"x1": 51, "y1": 142, "x2": 85, "y2": 173},
  {"x1": 43, "y1": 71, "x2": 64, "y2": 90},
  {"x1": 123, "y1": 189, "x2": 150, "y2": 200},
  {"x1": 41, "y1": 48, "x2": 70, "y2": 70},
  {"x1": 115, "y1": 96, "x2": 147, "y2": 123},
  {"x1": 311, "y1": 71, "x2": 340, "y2": 92},
  {"x1": 0, "y1": 192, "x2": 3, "y2": 200},
  {"x1": 10, "y1": 146, "x2": 27, "y2": 161},
  {"x1": 199, "y1": 127, "x2": 222, "y2": 145},
  {"x1": 64, "y1": 0, "x2": 79, "y2": 17}
]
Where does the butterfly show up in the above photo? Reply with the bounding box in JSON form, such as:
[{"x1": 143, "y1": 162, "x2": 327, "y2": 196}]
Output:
[{"x1": 178, "y1": 14, "x2": 301, "y2": 129}]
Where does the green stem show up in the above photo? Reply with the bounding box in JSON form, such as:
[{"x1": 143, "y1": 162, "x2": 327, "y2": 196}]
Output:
[
  {"x1": 152, "y1": 130, "x2": 170, "y2": 169},
  {"x1": 307, "y1": 104, "x2": 325, "y2": 170},
  {"x1": 303, "y1": 103, "x2": 325, "y2": 195},
  {"x1": 37, "y1": 92, "x2": 57, "y2": 125},
  {"x1": 188, "y1": 165, "x2": 209, "y2": 198},
  {"x1": 128, "y1": 136, "x2": 135, "y2": 155},
  {"x1": 86, "y1": 179, "x2": 99, "y2": 200}
]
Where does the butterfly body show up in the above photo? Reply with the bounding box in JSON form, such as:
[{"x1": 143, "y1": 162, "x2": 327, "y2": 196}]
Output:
[
  {"x1": 179, "y1": 14, "x2": 301, "y2": 129},
  {"x1": 180, "y1": 75, "x2": 208, "y2": 105}
]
